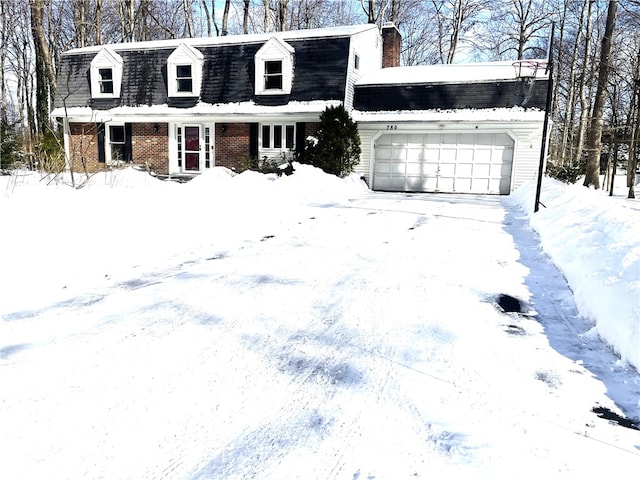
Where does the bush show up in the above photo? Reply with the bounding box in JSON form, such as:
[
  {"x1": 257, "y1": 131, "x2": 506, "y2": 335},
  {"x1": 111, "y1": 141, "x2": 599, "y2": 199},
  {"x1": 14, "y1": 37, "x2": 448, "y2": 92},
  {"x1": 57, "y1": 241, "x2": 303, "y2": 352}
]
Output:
[
  {"x1": 301, "y1": 104, "x2": 361, "y2": 177},
  {"x1": 37, "y1": 129, "x2": 65, "y2": 173},
  {"x1": 546, "y1": 160, "x2": 584, "y2": 184},
  {"x1": 0, "y1": 117, "x2": 17, "y2": 172}
]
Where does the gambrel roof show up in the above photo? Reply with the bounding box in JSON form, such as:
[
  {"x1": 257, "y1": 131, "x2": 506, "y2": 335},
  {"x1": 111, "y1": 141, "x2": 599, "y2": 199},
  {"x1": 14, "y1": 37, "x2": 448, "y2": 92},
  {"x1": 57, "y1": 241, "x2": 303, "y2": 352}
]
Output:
[{"x1": 54, "y1": 25, "x2": 375, "y2": 111}]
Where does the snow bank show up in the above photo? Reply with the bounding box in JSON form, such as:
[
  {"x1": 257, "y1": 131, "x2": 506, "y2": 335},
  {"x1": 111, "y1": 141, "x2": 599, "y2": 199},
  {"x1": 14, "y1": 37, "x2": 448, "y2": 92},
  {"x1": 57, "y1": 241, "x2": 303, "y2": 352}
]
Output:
[{"x1": 511, "y1": 178, "x2": 640, "y2": 370}]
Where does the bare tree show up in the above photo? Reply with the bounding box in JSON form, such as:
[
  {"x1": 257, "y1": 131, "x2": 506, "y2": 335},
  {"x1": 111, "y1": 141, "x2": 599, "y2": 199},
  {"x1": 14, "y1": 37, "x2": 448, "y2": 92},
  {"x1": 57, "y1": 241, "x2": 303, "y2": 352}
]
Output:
[
  {"x1": 222, "y1": 0, "x2": 231, "y2": 35},
  {"x1": 29, "y1": 0, "x2": 56, "y2": 136},
  {"x1": 584, "y1": 0, "x2": 618, "y2": 188}
]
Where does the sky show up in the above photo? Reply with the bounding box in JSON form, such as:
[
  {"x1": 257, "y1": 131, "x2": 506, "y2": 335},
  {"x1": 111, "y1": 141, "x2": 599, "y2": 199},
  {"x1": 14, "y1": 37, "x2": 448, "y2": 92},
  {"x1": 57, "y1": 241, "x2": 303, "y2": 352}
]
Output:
[{"x1": 0, "y1": 165, "x2": 638, "y2": 478}]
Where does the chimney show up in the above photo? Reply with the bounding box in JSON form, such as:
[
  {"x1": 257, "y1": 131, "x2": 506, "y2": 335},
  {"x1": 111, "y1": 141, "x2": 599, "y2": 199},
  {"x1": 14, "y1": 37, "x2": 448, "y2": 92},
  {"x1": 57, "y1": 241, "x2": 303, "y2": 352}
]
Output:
[{"x1": 381, "y1": 22, "x2": 401, "y2": 68}]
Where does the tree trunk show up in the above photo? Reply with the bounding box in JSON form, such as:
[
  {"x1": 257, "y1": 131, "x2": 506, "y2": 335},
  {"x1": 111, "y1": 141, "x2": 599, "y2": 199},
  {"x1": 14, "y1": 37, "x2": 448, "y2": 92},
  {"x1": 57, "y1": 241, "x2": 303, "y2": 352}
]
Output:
[
  {"x1": 0, "y1": 0, "x2": 7, "y2": 125},
  {"x1": 264, "y1": 0, "x2": 271, "y2": 32},
  {"x1": 447, "y1": 0, "x2": 464, "y2": 64},
  {"x1": 277, "y1": 0, "x2": 288, "y2": 32},
  {"x1": 560, "y1": 0, "x2": 590, "y2": 166},
  {"x1": 584, "y1": 0, "x2": 618, "y2": 189},
  {"x1": 222, "y1": 0, "x2": 231, "y2": 36},
  {"x1": 627, "y1": 47, "x2": 640, "y2": 198},
  {"x1": 574, "y1": 0, "x2": 595, "y2": 171},
  {"x1": 364, "y1": 0, "x2": 376, "y2": 24},
  {"x1": 183, "y1": 0, "x2": 194, "y2": 37},
  {"x1": 243, "y1": 0, "x2": 250, "y2": 34},
  {"x1": 201, "y1": 0, "x2": 212, "y2": 36},
  {"x1": 96, "y1": 0, "x2": 102, "y2": 45},
  {"x1": 29, "y1": 0, "x2": 55, "y2": 136}
]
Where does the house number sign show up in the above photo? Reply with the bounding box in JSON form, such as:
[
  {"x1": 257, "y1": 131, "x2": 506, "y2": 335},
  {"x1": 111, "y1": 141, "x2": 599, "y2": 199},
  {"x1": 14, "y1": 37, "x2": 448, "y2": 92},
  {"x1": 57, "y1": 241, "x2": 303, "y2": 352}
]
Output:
[{"x1": 386, "y1": 125, "x2": 398, "y2": 130}]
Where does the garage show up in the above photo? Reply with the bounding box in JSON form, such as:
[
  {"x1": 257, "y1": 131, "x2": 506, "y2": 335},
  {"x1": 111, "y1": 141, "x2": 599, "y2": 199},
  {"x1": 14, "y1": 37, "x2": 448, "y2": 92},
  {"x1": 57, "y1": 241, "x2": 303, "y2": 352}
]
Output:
[{"x1": 372, "y1": 132, "x2": 515, "y2": 194}]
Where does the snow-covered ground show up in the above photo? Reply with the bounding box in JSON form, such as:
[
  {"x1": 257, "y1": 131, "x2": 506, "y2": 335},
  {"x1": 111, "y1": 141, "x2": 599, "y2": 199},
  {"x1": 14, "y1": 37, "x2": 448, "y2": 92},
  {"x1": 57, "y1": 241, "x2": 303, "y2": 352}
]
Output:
[{"x1": 1, "y1": 166, "x2": 639, "y2": 479}]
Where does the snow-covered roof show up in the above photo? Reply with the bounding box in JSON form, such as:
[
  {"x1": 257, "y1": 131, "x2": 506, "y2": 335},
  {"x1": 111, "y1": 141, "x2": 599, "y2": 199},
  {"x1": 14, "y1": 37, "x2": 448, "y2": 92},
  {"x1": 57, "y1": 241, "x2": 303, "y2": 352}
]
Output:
[
  {"x1": 63, "y1": 24, "x2": 378, "y2": 55},
  {"x1": 352, "y1": 107, "x2": 545, "y2": 123},
  {"x1": 357, "y1": 60, "x2": 549, "y2": 86},
  {"x1": 51, "y1": 100, "x2": 343, "y2": 120}
]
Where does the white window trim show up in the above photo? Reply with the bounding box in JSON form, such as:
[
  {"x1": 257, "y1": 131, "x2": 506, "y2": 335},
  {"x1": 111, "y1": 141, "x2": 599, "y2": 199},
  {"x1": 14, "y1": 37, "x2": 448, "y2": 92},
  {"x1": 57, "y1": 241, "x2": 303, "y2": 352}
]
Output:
[
  {"x1": 90, "y1": 48, "x2": 123, "y2": 99},
  {"x1": 254, "y1": 37, "x2": 294, "y2": 96},
  {"x1": 259, "y1": 123, "x2": 296, "y2": 158},
  {"x1": 167, "y1": 43, "x2": 204, "y2": 98},
  {"x1": 105, "y1": 122, "x2": 126, "y2": 164}
]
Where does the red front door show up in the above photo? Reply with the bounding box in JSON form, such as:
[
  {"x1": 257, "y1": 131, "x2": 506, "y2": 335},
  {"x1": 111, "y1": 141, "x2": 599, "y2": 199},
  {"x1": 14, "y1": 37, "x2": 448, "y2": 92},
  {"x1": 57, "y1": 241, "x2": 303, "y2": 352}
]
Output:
[{"x1": 184, "y1": 126, "x2": 200, "y2": 171}]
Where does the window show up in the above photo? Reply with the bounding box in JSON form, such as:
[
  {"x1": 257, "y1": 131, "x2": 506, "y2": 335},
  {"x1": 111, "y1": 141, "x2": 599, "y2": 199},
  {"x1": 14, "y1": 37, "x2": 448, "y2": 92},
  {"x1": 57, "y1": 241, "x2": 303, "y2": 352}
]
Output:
[
  {"x1": 109, "y1": 125, "x2": 126, "y2": 162},
  {"x1": 90, "y1": 48, "x2": 123, "y2": 99},
  {"x1": 254, "y1": 38, "x2": 294, "y2": 96},
  {"x1": 354, "y1": 53, "x2": 360, "y2": 70},
  {"x1": 260, "y1": 123, "x2": 295, "y2": 151},
  {"x1": 204, "y1": 127, "x2": 211, "y2": 168},
  {"x1": 176, "y1": 65, "x2": 193, "y2": 93},
  {"x1": 285, "y1": 125, "x2": 295, "y2": 149},
  {"x1": 167, "y1": 44, "x2": 203, "y2": 97},
  {"x1": 262, "y1": 125, "x2": 271, "y2": 148},
  {"x1": 264, "y1": 61, "x2": 283, "y2": 90},
  {"x1": 98, "y1": 68, "x2": 114, "y2": 94},
  {"x1": 177, "y1": 126, "x2": 183, "y2": 168}
]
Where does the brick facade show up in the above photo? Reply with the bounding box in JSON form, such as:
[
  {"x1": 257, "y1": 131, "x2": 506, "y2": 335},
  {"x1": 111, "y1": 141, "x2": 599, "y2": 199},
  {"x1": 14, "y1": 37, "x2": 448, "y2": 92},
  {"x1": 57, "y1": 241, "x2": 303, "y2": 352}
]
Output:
[
  {"x1": 131, "y1": 123, "x2": 169, "y2": 174},
  {"x1": 215, "y1": 123, "x2": 251, "y2": 171},
  {"x1": 68, "y1": 122, "x2": 169, "y2": 174},
  {"x1": 68, "y1": 123, "x2": 101, "y2": 173},
  {"x1": 68, "y1": 121, "x2": 320, "y2": 175}
]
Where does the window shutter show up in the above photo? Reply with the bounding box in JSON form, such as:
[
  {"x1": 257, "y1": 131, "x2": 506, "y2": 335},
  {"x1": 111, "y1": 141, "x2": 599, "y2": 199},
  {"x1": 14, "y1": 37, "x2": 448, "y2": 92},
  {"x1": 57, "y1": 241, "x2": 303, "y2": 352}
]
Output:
[
  {"x1": 295, "y1": 122, "x2": 306, "y2": 158},
  {"x1": 97, "y1": 123, "x2": 106, "y2": 163},
  {"x1": 249, "y1": 123, "x2": 259, "y2": 159},
  {"x1": 124, "y1": 123, "x2": 133, "y2": 162}
]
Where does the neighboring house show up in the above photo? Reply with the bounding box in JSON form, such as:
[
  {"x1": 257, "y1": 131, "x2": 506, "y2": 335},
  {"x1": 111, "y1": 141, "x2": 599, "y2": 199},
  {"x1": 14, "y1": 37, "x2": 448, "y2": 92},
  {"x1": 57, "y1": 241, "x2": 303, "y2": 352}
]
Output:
[{"x1": 52, "y1": 23, "x2": 549, "y2": 195}]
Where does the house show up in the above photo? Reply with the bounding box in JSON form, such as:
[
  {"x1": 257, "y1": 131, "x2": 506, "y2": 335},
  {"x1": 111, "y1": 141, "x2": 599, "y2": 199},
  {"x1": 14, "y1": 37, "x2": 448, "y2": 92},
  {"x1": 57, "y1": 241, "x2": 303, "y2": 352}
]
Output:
[{"x1": 52, "y1": 23, "x2": 549, "y2": 195}]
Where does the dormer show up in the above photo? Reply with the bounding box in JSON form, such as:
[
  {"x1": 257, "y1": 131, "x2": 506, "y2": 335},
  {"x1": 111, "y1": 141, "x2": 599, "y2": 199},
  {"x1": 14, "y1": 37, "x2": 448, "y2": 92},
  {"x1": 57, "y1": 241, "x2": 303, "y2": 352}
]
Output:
[
  {"x1": 254, "y1": 38, "x2": 295, "y2": 96},
  {"x1": 90, "y1": 48, "x2": 123, "y2": 99},
  {"x1": 167, "y1": 43, "x2": 204, "y2": 98}
]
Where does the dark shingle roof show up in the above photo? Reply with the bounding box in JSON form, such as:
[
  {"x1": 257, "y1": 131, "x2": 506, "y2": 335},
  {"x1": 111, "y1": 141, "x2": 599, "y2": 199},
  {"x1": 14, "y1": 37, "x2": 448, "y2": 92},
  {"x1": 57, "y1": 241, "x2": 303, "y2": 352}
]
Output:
[
  {"x1": 353, "y1": 79, "x2": 549, "y2": 111},
  {"x1": 54, "y1": 36, "x2": 351, "y2": 109}
]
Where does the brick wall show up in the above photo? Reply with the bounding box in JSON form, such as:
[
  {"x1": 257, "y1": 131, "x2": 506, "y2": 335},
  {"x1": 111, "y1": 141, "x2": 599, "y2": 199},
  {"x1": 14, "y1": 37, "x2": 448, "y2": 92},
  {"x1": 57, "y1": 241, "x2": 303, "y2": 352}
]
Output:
[
  {"x1": 131, "y1": 123, "x2": 169, "y2": 174},
  {"x1": 68, "y1": 122, "x2": 169, "y2": 174},
  {"x1": 68, "y1": 123, "x2": 101, "y2": 173},
  {"x1": 215, "y1": 123, "x2": 250, "y2": 171}
]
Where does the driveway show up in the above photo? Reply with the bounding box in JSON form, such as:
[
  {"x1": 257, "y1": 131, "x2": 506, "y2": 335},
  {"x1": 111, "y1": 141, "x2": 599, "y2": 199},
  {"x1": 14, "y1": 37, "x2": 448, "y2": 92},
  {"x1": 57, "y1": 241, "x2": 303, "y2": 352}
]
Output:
[{"x1": 1, "y1": 191, "x2": 639, "y2": 479}]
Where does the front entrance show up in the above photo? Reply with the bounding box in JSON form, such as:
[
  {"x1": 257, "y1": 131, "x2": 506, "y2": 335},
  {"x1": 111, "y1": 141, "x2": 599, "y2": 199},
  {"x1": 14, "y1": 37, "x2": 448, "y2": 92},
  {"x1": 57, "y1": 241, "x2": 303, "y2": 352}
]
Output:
[
  {"x1": 183, "y1": 125, "x2": 201, "y2": 171},
  {"x1": 174, "y1": 124, "x2": 213, "y2": 173}
]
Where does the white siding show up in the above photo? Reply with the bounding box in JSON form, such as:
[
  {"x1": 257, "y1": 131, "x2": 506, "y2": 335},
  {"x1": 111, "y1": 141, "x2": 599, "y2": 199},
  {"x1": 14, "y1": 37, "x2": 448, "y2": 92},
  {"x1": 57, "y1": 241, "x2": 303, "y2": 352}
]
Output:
[
  {"x1": 355, "y1": 120, "x2": 544, "y2": 194},
  {"x1": 345, "y1": 28, "x2": 382, "y2": 110}
]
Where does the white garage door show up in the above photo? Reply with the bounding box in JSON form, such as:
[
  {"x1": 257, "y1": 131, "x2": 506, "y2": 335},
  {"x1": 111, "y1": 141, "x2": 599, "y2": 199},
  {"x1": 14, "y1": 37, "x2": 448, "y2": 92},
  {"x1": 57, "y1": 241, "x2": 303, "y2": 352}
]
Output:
[{"x1": 373, "y1": 132, "x2": 514, "y2": 194}]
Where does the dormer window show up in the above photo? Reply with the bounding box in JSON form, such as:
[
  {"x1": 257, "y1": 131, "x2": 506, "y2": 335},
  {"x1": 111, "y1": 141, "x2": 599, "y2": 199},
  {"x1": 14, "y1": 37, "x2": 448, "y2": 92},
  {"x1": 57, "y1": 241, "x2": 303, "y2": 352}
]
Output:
[
  {"x1": 254, "y1": 37, "x2": 294, "y2": 96},
  {"x1": 264, "y1": 60, "x2": 283, "y2": 90},
  {"x1": 90, "y1": 48, "x2": 123, "y2": 99},
  {"x1": 98, "y1": 68, "x2": 114, "y2": 93},
  {"x1": 176, "y1": 65, "x2": 193, "y2": 93},
  {"x1": 167, "y1": 44, "x2": 203, "y2": 97}
]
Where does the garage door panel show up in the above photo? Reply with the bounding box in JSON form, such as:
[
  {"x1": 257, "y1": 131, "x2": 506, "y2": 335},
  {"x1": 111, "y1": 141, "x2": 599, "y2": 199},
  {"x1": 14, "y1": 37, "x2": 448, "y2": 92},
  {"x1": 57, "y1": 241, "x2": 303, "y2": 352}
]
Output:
[
  {"x1": 389, "y1": 176, "x2": 407, "y2": 190},
  {"x1": 406, "y1": 162, "x2": 424, "y2": 175},
  {"x1": 407, "y1": 147, "x2": 425, "y2": 162},
  {"x1": 456, "y1": 148, "x2": 474, "y2": 163},
  {"x1": 440, "y1": 149, "x2": 457, "y2": 163},
  {"x1": 391, "y1": 146, "x2": 408, "y2": 161},
  {"x1": 473, "y1": 163, "x2": 491, "y2": 177},
  {"x1": 389, "y1": 162, "x2": 407, "y2": 174},
  {"x1": 439, "y1": 163, "x2": 456, "y2": 176},
  {"x1": 457, "y1": 163, "x2": 473, "y2": 176},
  {"x1": 373, "y1": 132, "x2": 514, "y2": 194},
  {"x1": 438, "y1": 178, "x2": 455, "y2": 191}
]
